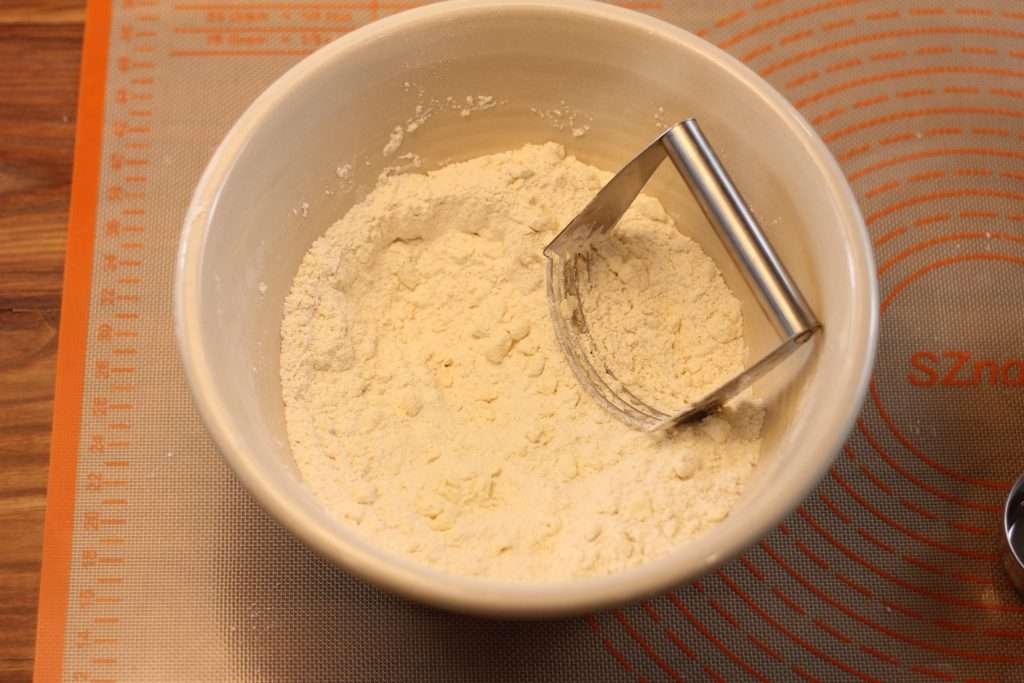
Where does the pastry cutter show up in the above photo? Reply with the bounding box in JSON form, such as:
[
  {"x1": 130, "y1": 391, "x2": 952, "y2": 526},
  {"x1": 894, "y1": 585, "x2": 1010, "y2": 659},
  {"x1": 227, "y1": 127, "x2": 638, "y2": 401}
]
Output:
[
  {"x1": 1006, "y1": 473, "x2": 1024, "y2": 596},
  {"x1": 543, "y1": 118, "x2": 820, "y2": 432}
]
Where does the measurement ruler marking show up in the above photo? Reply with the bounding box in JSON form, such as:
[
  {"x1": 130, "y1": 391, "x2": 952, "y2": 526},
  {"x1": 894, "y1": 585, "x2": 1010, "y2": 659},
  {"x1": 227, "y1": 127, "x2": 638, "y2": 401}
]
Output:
[
  {"x1": 111, "y1": 153, "x2": 148, "y2": 167},
  {"x1": 118, "y1": 58, "x2": 156, "y2": 70},
  {"x1": 103, "y1": 460, "x2": 131, "y2": 467},
  {"x1": 170, "y1": 48, "x2": 313, "y2": 56},
  {"x1": 78, "y1": 631, "x2": 123, "y2": 647},
  {"x1": 74, "y1": 4, "x2": 164, "y2": 679},
  {"x1": 174, "y1": 2, "x2": 418, "y2": 8},
  {"x1": 174, "y1": 23, "x2": 352, "y2": 30},
  {"x1": 87, "y1": 636, "x2": 122, "y2": 646}
]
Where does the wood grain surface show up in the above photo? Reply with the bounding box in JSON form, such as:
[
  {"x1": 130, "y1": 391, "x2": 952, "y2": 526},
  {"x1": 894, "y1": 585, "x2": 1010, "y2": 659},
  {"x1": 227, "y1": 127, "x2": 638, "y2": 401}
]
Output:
[{"x1": 0, "y1": 1, "x2": 85, "y2": 680}]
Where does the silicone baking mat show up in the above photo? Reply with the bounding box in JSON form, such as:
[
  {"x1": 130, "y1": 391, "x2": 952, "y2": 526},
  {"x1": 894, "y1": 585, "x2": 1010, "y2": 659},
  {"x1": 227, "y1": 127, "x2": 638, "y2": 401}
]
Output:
[{"x1": 34, "y1": 1, "x2": 1024, "y2": 680}]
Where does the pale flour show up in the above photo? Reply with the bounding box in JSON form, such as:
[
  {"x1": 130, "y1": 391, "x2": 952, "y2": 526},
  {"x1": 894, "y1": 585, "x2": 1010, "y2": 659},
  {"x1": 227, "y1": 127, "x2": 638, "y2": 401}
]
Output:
[{"x1": 281, "y1": 142, "x2": 763, "y2": 582}]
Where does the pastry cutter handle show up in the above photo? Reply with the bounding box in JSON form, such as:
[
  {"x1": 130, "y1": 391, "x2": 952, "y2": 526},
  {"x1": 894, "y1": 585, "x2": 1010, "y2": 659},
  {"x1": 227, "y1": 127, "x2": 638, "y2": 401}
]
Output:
[{"x1": 662, "y1": 119, "x2": 820, "y2": 342}]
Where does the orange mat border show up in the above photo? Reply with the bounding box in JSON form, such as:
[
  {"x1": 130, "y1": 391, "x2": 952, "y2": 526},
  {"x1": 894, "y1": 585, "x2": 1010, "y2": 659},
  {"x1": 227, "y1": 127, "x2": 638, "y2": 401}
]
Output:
[{"x1": 33, "y1": 1, "x2": 112, "y2": 680}]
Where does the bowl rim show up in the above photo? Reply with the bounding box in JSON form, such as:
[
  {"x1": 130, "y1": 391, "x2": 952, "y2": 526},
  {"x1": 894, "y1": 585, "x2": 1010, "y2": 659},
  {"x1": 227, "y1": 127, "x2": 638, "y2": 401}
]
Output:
[{"x1": 174, "y1": 0, "x2": 879, "y2": 617}]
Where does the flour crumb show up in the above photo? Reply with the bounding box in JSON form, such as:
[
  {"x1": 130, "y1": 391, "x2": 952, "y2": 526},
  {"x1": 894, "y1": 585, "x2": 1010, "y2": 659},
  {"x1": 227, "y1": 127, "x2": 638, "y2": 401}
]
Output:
[
  {"x1": 397, "y1": 152, "x2": 423, "y2": 168},
  {"x1": 382, "y1": 125, "x2": 404, "y2": 156},
  {"x1": 281, "y1": 142, "x2": 763, "y2": 582},
  {"x1": 532, "y1": 103, "x2": 594, "y2": 137},
  {"x1": 654, "y1": 105, "x2": 668, "y2": 129},
  {"x1": 257, "y1": 281, "x2": 268, "y2": 295}
]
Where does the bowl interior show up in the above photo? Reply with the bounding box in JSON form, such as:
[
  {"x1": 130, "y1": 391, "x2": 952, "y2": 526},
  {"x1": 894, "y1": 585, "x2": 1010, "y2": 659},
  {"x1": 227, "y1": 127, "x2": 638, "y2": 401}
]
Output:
[{"x1": 178, "y1": 0, "x2": 875, "y2": 615}]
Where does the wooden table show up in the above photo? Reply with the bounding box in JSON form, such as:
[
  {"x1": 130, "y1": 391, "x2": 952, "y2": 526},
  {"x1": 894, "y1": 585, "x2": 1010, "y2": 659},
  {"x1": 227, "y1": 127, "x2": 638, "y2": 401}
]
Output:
[{"x1": 1, "y1": 1, "x2": 85, "y2": 680}]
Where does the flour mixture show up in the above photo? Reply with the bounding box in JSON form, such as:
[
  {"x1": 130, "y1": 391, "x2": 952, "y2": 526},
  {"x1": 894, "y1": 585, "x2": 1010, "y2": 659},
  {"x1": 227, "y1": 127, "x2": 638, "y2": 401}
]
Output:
[{"x1": 281, "y1": 142, "x2": 763, "y2": 582}]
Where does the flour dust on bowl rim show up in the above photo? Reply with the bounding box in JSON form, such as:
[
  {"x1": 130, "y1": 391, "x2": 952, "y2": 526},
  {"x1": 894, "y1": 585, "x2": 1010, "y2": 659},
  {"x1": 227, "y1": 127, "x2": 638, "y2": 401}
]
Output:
[{"x1": 174, "y1": 0, "x2": 878, "y2": 617}]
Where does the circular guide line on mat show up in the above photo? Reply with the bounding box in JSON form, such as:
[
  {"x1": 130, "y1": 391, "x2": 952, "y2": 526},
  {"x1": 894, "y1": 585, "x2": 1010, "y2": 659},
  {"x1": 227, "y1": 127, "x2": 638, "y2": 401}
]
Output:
[{"x1": 589, "y1": 2, "x2": 1024, "y2": 681}]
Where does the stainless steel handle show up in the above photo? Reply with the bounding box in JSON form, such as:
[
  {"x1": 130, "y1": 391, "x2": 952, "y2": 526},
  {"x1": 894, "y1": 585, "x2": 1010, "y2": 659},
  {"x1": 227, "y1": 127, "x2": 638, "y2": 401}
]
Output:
[
  {"x1": 1006, "y1": 473, "x2": 1024, "y2": 597},
  {"x1": 661, "y1": 119, "x2": 819, "y2": 342}
]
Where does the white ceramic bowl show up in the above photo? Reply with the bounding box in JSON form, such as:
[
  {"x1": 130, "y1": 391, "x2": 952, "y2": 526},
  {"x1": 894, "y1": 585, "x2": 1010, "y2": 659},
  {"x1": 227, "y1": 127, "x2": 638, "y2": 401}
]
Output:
[{"x1": 175, "y1": 0, "x2": 878, "y2": 617}]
